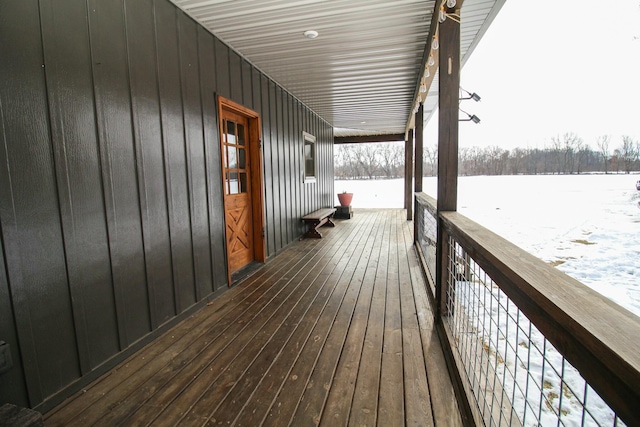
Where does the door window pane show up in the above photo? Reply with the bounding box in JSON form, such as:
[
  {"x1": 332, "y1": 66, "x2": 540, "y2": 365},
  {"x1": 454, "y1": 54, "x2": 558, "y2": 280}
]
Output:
[
  {"x1": 223, "y1": 142, "x2": 228, "y2": 167},
  {"x1": 227, "y1": 121, "x2": 236, "y2": 145},
  {"x1": 229, "y1": 172, "x2": 239, "y2": 194},
  {"x1": 238, "y1": 124, "x2": 245, "y2": 146},
  {"x1": 238, "y1": 148, "x2": 246, "y2": 169},
  {"x1": 227, "y1": 146, "x2": 237, "y2": 169},
  {"x1": 223, "y1": 121, "x2": 228, "y2": 143},
  {"x1": 240, "y1": 173, "x2": 248, "y2": 193}
]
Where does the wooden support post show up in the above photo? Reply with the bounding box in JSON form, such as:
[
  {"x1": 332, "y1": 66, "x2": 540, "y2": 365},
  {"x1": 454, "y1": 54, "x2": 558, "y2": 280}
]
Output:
[
  {"x1": 404, "y1": 129, "x2": 414, "y2": 220},
  {"x1": 415, "y1": 104, "x2": 424, "y2": 193},
  {"x1": 414, "y1": 105, "x2": 424, "y2": 241},
  {"x1": 436, "y1": 20, "x2": 460, "y2": 213},
  {"x1": 435, "y1": 6, "x2": 460, "y2": 319}
]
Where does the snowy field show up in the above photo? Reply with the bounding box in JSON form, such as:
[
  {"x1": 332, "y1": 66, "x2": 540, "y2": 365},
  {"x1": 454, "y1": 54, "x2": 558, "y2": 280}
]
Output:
[{"x1": 335, "y1": 174, "x2": 640, "y2": 316}]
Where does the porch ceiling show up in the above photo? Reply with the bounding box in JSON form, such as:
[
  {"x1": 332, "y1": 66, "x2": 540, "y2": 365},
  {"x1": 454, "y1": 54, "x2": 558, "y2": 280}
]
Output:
[{"x1": 171, "y1": 0, "x2": 504, "y2": 138}]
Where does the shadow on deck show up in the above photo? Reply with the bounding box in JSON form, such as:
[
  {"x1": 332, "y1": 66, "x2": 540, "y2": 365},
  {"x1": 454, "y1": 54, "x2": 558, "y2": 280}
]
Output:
[{"x1": 45, "y1": 209, "x2": 461, "y2": 426}]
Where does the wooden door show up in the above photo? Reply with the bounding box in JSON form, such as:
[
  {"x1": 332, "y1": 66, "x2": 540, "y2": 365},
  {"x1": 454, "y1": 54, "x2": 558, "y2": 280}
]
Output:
[{"x1": 221, "y1": 110, "x2": 254, "y2": 275}]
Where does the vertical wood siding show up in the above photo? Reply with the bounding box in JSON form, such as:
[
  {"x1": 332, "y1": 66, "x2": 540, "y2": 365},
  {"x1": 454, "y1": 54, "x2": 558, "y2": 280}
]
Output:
[{"x1": 0, "y1": 0, "x2": 333, "y2": 411}]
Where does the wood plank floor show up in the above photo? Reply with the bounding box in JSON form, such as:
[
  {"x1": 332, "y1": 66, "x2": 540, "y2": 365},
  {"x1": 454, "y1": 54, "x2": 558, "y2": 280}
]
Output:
[{"x1": 44, "y1": 209, "x2": 462, "y2": 427}]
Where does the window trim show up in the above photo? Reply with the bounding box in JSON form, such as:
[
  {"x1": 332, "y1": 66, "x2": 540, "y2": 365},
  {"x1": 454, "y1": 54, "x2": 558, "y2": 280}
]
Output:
[{"x1": 302, "y1": 131, "x2": 317, "y2": 184}]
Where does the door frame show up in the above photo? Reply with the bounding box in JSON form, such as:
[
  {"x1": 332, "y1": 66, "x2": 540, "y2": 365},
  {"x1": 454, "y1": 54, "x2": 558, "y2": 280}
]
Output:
[{"x1": 217, "y1": 95, "x2": 266, "y2": 285}]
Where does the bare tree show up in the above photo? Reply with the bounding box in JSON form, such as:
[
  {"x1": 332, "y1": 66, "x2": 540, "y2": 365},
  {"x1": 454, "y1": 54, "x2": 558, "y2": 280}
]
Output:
[
  {"x1": 335, "y1": 135, "x2": 633, "y2": 179},
  {"x1": 509, "y1": 148, "x2": 526, "y2": 174},
  {"x1": 619, "y1": 135, "x2": 639, "y2": 173},
  {"x1": 484, "y1": 146, "x2": 508, "y2": 175},
  {"x1": 550, "y1": 137, "x2": 563, "y2": 174},
  {"x1": 424, "y1": 144, "x2": 438, "y2": 176},
  {"x1": 574, "y1": 140, "x2": 588, "y2": 174},
  {"x1": 596, "y1": 135, "x2": 611, "y2": 174},
  {"x1": 378, "y1": 142, "x2": 403, "y2": 178},
  {"x1": 350, "y1": 144, "x2": 378, "y2": 179}
]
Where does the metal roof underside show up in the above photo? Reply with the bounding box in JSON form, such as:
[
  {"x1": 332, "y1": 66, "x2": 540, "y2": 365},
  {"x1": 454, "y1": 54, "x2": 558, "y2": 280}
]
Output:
[{"x1": 171, "y1": 0, "x2": 504, "y2": 138}]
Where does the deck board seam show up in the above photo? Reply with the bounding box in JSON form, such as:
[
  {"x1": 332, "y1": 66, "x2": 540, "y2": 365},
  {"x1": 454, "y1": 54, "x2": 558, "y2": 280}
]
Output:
[
  {"x1": 347, "y1": 211, "x2": 394, "y2": 426},
  {"x1": 195, "y1": 211, "x2": 381, "y2": 425},
  {"x1": 231, "y1": 212, "x2": 383, "y2": 427},
  {"x1": 317, "y1": 213, "x2": 389, "y2": 426},
  {"x1": 294, "y1": 211, "x2": 389, "y2": 426},
  {"x1": 141, "y1": 215, "x2": 373, "y2": 426},
  {"x1": 91, "y1": 236, "x2": 342, "y2": 425},
  {"x1": 260, "y1": 211, "x2": 382, "y2": 427}
]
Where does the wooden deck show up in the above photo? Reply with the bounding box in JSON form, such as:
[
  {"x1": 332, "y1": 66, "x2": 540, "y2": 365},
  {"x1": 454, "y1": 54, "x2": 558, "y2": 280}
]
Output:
[{"x1": 44, "y1": 209, "x2": 462, "y2": 427}]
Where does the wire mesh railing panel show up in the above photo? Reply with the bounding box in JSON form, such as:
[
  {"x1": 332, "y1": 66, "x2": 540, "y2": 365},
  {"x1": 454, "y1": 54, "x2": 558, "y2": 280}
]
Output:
[
  {"x1": 415, "y1": 196, "x2": 437, "y2": 295},
  {"x1": 444, "y1": 236, "x2": 625, "y2": 427}
]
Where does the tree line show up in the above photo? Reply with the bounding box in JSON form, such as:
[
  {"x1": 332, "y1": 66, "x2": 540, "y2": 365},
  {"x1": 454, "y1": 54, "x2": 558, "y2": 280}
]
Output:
[{"x1": 334, "y1": 133, "x2": 640, "y2": 179}]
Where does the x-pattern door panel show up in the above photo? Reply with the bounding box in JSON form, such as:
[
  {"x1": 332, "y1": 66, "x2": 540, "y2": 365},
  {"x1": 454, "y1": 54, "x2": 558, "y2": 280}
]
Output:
[{"x1": 221, "y1": 110, "x2": 253, "y2": 274}]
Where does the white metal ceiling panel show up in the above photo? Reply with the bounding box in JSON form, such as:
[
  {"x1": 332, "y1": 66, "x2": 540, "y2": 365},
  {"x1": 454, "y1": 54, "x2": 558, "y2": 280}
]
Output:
[{"x1": 171, "y1": 0, "x2": 504, "y2": 137}]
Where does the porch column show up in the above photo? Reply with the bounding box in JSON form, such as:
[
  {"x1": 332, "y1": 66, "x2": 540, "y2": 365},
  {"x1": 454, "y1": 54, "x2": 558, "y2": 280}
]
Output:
[
  {"x1": 414, "y1": 104, "x2": 424, "y2": 193},
  {"x1": 435, "y1": 3, "x2": 460, "y2": 317},
  {"x1": 404, "y1": 129, "x2": 414, "y2": 220}
]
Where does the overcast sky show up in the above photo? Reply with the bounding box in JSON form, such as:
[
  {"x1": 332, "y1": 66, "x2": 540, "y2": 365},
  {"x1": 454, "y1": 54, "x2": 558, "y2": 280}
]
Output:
[{"x1": 425, "y1": 0, "x2": 640, "y2": 150}]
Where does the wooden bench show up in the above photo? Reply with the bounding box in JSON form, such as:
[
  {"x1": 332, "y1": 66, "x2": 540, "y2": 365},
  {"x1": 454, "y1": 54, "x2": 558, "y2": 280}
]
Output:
[{"x1": 302, "y1": 208, "x2": 337, "y2": 238}]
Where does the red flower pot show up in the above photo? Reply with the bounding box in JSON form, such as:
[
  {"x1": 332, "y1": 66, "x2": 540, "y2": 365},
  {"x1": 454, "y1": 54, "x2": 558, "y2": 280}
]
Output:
[{"x1": 337, "y1": 192, "x2": 353, "y2": 207}]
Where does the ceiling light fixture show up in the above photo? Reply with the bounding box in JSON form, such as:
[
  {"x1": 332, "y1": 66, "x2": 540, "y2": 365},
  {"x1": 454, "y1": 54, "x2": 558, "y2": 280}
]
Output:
[
  {"x1": 303, "y1": 30, "x2": 319, "y2": 39},
  {"x1": 428, "y1": 54, "x2": 435, "y2": 67}
]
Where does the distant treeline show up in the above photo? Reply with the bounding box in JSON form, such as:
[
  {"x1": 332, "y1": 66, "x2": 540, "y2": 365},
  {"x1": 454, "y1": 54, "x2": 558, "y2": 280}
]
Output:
[{"x1": 334, "y1": 133, "x2": 640, "y2": 179}]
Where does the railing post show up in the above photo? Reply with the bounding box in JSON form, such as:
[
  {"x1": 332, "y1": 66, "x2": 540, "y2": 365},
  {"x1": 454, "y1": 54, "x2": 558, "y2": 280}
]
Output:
[
  {"x1": 404, "y1": 129, "x2": 414, "y2": 220},
  {"x1": 435, "y1": 2, "x2": 460, "y2": 319},
  {"x1": 414, "y1": 105, "x2": 424, "y2": 241},
  {"x1": 414, "y1": 104, "x2": 423, "y2": 194}
]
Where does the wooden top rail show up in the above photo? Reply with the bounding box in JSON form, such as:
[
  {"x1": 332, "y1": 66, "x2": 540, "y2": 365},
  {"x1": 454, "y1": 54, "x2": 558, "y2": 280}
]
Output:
[
  {"x1": 416, "y1": 192, "x2": 437, "y2": 217},
  {"x1": 438, "y1": 210, "x2": 640, "y2": 426}
]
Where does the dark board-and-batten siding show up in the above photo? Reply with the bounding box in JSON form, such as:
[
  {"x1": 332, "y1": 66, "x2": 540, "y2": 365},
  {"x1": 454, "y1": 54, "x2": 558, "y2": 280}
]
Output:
[{"x1": 0, "y1": 0, "x2": 333, "y2": 411}]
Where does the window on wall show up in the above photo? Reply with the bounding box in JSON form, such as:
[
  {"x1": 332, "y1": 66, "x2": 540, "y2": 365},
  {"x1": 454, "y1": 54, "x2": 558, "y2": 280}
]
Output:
[{"x1": 303, "y1": 131, "x2": 316, "y2": 183}]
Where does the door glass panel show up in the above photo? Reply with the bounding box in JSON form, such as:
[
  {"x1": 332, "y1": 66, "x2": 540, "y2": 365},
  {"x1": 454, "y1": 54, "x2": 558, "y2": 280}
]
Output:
[
  {"x1": 227, "y1": 121, "x2": 236, "y2": 145},
  {"x1": 240, "y1": 173, "x2": 248, "y2": 193},
  {"x1": 227, "y1": 146, "x2": 237, "y2": 169},
  {"x1": 223, "y1": 121, "x2": 228, "y2": 143},
  {"x1": 229, "y1": 172, "x2": 239, "y2": 194},
  {"x1": 238, "y1": 148, "x2": 246, "y2": 169},
  {"x1": 238, "y1": 124, "x2": 245, "y2": 146},
  {"x1": 223, "y1": 143, "x2": 228, "y2": 168}
]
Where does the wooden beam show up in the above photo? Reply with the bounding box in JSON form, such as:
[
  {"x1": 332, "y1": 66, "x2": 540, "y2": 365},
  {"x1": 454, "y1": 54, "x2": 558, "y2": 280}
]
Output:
[
  {"x1": 414, "y1": 104, "x2": 424, "y2": 193},
  {"x1": 436, "y1": 0, "x2": 461, "y2": 319},
  {"x1": 334, "y1": 134, "x2": 405, "y2": 145},
  {"x1": 433, "y1": 7, "x2": 478, "y2": 426},
  {"x1": 436, "y1": 11, "x2": 460, "y2": 213},
  {"x1": 404, "y1": 129, "x2": 414, "y2": 220},
  {"x1": 405, "y1": 0, "x2": 442, "y2": 134}
]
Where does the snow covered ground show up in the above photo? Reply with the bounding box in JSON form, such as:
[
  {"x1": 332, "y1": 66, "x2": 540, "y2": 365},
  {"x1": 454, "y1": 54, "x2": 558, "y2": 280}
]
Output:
[{"x1": 335, "y1": 174, "x2": 640, "y2": 317}]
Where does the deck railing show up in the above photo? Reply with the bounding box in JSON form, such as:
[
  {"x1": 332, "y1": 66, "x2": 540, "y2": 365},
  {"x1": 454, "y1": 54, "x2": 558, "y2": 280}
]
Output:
[{"x1": 414, "y1": 192, "x2": 640, "y2": 427}]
